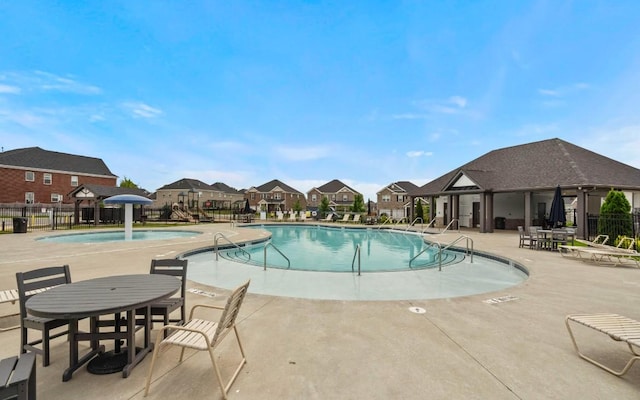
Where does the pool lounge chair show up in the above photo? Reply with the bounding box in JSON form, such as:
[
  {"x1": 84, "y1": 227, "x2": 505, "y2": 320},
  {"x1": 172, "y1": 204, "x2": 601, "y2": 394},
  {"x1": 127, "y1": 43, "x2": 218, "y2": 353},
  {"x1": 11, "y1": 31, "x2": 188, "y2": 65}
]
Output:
[
  {"x1": 321, "y1": 213, "x2": 333, "y2": 222},
  {"x1": 340, "y1": 214, "x2": 351, "y2": 223},
  {"x1": 350, "y1": 214, "x2": 361, "y2": 224},
  {"x1": 0, "y1": 289, "x2": 20, "y2": 332},
  {"x1": 566, "y1": 313, "x2": 640, "y2": 376},
  {"x1": 144, "y1": 280, "x2": 251, "y2": 400}
]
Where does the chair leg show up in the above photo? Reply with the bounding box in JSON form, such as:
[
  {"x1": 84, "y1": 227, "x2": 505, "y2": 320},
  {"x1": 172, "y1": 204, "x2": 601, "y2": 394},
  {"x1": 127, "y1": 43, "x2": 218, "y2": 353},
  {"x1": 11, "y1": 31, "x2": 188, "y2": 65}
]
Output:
[
  {"x1": 208, "y1": 348, "x2": 228, "y2": 400},
  {"x1": 43, "y1": 330, "x2": 50, "y2": 367},
  {"x1": 143, "y1": 333, "x2": 164, "y2": 397}
]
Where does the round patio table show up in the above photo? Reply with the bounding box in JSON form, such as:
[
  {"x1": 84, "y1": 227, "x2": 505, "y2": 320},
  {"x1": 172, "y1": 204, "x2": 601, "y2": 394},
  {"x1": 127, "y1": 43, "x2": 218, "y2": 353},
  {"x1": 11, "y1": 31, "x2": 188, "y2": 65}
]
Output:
[{"x1": 26, "y1": 274, "x2": 180, "y2": 381}]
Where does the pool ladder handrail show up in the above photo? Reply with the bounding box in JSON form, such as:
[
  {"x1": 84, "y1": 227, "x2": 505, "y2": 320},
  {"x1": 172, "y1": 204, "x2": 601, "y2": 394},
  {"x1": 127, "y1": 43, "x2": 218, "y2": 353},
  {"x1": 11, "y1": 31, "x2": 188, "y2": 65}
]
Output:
[
  {"x1": 405, "y1": 217, "x2": 423, "y2": 231},
  {"x1": 441, "y1": 219, "x2": 460, "y2": 233},
  {"x1": 420, "y1": 218, "x2": 437, "y2": 234},
  {"x1": 263, "y1": 242, "x2": 291, "y2": 270},
  {"x1": 351, "y1": 244, "x2": 361, "y2": 276},
  {"x1": 213, "y1": 232, "x2": 251, "y2": 261},
  {"x1": 409, "y1": 235, "x2": 474, "y2": 271}
]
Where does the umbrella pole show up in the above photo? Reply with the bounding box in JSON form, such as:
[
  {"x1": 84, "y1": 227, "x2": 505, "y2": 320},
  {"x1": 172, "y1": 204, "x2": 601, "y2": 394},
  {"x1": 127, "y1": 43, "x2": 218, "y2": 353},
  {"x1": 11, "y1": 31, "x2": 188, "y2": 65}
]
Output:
[{"x1": 124, "y1": 203, "x2": 133, "y2": 240}]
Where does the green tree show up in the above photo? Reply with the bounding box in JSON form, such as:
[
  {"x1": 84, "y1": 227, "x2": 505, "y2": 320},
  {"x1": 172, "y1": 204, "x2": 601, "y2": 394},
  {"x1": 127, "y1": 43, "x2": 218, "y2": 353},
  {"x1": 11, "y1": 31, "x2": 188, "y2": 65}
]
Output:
[
  {"x1": 292, "y1": 199, "x2": 302, "y2": 212},
  {"x1": 598, "y1": 189, "x2": 633, "y2": 243},
  {"x1": 119, "y1": 177, "x2": 139, "y2": 188},
  {"x1": 350, "y1": 194, "x2": 366, "y2": 212},
  {"x1": 319, "y1": 196, "x2": 331, "y2": 217},
  {"x1": 415, "y1": 198, "x2": 424, "y2": 222}
]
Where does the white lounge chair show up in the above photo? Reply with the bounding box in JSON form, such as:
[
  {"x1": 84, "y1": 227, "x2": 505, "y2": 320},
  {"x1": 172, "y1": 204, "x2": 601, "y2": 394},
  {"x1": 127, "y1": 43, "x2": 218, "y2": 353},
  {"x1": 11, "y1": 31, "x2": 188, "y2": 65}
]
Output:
[
  {"x1": 566, "y1": 313, "x2": 640, "y2": 376},
  {"x1": 340, "y1": 214, "x2": 351, "y2": 223},
  {"x1": 350, "y1": 214, "x2": 361, "y2": 224},
  {"x1": 321, "y1": 213, "x2": 333, "y2": 222}
]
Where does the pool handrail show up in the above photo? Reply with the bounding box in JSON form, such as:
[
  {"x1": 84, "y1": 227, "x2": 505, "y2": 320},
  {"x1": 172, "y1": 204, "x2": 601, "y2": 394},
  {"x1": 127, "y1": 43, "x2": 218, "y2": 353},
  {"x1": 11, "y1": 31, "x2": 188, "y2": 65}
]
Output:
[
  {"x1": 263, "y1": 242, "x2": 291, "y2": 270},
  {"x1": 441, "y1": 219, "x2": 460, "y2": 233},
  {"x1": 351, "y1": 244, "x2": 361, "y2": 276},
  {"x1": 214, "y1": 232, "x2": 251, "y2": 262},
  {"x1": 410, "y1": 235, "x2": 474, "y2": 271},
  {"x1": 405, "y1": 217, "x2": 423, "y2": 231}
]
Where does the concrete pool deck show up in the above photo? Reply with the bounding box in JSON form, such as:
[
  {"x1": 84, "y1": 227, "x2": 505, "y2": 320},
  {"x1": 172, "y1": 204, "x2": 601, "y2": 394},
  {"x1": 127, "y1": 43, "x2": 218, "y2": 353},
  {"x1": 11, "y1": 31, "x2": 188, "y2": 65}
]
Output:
[{"x1": 1, "y1": 223, "x2": 639, "y2": 399}]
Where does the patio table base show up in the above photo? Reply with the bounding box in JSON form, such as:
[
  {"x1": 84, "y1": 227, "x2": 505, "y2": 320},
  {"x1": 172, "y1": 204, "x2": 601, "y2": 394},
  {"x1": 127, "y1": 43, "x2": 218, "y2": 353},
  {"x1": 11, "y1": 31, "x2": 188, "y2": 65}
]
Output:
[{"x1": 87, "y1": 347, "x2": 143, "y2": 375}]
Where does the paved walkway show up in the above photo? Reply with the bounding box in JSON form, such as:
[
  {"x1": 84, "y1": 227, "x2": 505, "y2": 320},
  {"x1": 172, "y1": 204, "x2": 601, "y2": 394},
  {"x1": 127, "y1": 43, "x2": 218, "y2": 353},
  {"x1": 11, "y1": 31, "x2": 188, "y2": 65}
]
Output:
[{"x1": 1, "y1": 223, "x2": 639, "y2": 399}]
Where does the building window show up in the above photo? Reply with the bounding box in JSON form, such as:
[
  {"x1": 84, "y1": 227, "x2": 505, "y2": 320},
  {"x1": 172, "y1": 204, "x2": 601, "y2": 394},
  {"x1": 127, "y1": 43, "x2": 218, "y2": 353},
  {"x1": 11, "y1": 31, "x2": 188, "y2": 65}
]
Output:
[
  {"x1": 311, "y1": 194, "x2": 317, "y2": 202},
  {"x1": 25, "y1": 192, "x2": 34, "y2": 204},
  {"x1": 25, "y1": 171, "x2": 35, "y2": 181},
  {"x1": 331, "y1": 195, "x2": 336, "y2": 200},
  {"x1": 382, "y1": 195, "x2": 391, "y2": 202},
  {"x1": 343, "y1": 194, "x2": 348, "y2": 201},
  {"x1": 397, "y1": 195, "x2": 404, "y2": 202},
  {"x1": 51, "y1": 193, "x2": 62, "y2": 202},
  {"x1": 71, "y1": 176, "x2": 78, "y2": 187},
  {"x1": 274, "y1": 193, "x2": 281, "y2": 200},
  {"x1": 43, "y1": 173, "x2": 52, "y2": 185}
]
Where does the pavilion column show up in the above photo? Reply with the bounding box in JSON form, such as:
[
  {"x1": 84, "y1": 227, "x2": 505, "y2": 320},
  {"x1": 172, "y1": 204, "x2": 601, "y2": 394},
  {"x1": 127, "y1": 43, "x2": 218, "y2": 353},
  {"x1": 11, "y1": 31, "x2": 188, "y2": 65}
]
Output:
[
  {"x1": 524, "y1": 191, "x2": 532, "y2": 231},
  {"x1": 479, "y1": 194, "x2": 486, "y2": 233},
  {"x1": 484, "y1": 192, "x2": 494, "y2": 233},
  {"x1": 576, "y1": 190, "x2": 587, "y2": 240},
  {"x1": 429, "y1": 196, "x2": 436, "y2": 224},
  {"x1": 452, "y1": 195, "x2": 459, "y2": 229}
]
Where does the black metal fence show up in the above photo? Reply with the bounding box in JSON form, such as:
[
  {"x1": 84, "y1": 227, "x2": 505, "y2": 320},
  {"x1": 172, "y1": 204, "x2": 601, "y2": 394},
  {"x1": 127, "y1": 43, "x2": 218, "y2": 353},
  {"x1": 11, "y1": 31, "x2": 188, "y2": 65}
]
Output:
[
  {"x1": 586, "y1": 213, "x2": 640, "y2": 250},
  {"x1": 0, "y1": 203, "x2": 254, "y2": 233}
]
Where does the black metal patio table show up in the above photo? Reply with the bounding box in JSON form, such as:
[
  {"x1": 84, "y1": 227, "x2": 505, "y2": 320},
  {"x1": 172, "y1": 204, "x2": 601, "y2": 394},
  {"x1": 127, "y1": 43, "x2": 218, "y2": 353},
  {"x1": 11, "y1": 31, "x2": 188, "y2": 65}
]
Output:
[{"x1": 25, "y1": 274, "x2": 180, "y2": 381}]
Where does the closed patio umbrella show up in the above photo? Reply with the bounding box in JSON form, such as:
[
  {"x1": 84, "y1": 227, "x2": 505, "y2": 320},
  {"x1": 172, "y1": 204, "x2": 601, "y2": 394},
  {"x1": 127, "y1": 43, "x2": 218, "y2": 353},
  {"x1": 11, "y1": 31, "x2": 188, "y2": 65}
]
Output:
[
  {"x1": 243, "y1": 199, "x2": 252, "y2": 214},
  {"x1": 548, "y1": 186, "x2": 566, "y2": 228}
]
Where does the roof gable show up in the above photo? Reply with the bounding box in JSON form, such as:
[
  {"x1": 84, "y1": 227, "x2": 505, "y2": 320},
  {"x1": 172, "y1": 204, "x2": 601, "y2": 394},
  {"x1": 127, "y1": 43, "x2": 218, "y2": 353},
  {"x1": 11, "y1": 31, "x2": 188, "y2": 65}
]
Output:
[
  {"x1": 315, "y1": 179, "x2": 359, "y2": 194},
  {"x1": 255, "y1": 179, "x2": 303, "y2": 194}
]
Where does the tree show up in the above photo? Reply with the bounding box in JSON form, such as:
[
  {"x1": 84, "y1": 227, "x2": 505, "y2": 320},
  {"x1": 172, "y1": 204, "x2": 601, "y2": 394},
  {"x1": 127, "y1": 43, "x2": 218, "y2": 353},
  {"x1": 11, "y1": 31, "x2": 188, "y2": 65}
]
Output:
[
  {"x1": 350, "y1": 194, "x2": 366, "y2": 212},
  {"x1": 319, "y1": 196, "x2": 331, "y2": 217},
  {"x1": 415, "y1": 198, "x2": 424, "y2": 222},
  {"x1": 292, "y1": 199, "x2": 302, "y2": 212},
  {"x1": 598, "y1": 189, "x2": 633, "y2": 244},
  {"x1": 119, "y1": 177, "x2": 139, "y2": 188}
]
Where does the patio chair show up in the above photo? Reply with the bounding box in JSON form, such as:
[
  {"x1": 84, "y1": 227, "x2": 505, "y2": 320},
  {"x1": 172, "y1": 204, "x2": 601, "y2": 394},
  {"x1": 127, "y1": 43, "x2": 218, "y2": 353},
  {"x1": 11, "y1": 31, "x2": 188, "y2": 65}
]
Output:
[
  {"x1": 566, "y1": 313, "x2": 640, "y2": 376},
  {"x1": 0, "y1": 289, "x2": 20, "y2": 332},
  {"x1": 15, "y1": 265, "x2": 72, "y2": 367},
  {"x1": 136, "y1": 259, "x2": 188, "y2": 337},
  {"x1": 350, "y1": 214, "x2": 361, "y2": 224},
  {"x1": 144, "y1": 280, "x2": 251, "y2": 399},
  {"x1": 528, "y1": 226, "x2": 539, "y2": 250},
  {"x1": 517, "y1": 226, "x2": 532, "y2": 248},
  {"x1": 321, "y1": 213, "x2": 334, "y2": 222},
  {"x1": 340, "y1": 214, "x2": 351, "y2": 223}
]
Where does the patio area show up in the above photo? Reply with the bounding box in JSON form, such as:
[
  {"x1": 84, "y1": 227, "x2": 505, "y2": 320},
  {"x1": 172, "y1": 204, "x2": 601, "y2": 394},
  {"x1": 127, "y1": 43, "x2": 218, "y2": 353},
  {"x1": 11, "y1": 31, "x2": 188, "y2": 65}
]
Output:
[{"x1": 1, "y1": 224, "x2": 639, "y2": 399}]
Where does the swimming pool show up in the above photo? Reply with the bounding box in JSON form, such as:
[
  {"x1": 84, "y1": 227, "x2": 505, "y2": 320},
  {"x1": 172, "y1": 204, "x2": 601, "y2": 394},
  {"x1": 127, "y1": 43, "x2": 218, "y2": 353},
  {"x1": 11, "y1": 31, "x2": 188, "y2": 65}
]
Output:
[
  {"x1": 184, "y1": 225, "x2": 529, "y2": 301},
  {"x1": 38, "y1": 230, "x2": 201, "y2": 243}
]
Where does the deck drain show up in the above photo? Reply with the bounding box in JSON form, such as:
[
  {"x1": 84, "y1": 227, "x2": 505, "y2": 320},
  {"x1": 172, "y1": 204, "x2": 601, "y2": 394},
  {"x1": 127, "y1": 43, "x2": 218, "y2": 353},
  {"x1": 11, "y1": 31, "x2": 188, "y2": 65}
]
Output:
[
  {"x1": 483, "y1": 295, "x2": 518, "y2": 304},
  {"x1": 409, "y1": 307, "x2": 426, "y2": 314},
  {"x1": 188, "y1": 288, "x2": 217, "y2": 298}
]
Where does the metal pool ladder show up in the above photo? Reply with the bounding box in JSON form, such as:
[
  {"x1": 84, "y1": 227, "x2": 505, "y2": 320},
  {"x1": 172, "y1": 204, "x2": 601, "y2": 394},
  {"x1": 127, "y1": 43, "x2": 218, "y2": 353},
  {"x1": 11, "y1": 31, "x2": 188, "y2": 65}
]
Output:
[
  {"x1": 352, "y1": 244, "x2": 361, "y2": 275},
  {"x1": 213, "y1": 232, "x2": 251, "y2": 261},
  {"x1": 410, "y1": 235, "x2": 474, "y2": 271},
  {"x1": 263, "y1": 242, "x2": 290, "y2": 270}
]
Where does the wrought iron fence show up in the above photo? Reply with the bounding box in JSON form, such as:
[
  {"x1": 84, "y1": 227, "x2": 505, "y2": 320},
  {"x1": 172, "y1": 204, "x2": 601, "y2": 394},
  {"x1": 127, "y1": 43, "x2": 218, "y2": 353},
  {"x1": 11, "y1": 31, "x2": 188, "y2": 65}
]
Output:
[{"x1": 586, "y1": 213, "x2": 640, "y2": 250}]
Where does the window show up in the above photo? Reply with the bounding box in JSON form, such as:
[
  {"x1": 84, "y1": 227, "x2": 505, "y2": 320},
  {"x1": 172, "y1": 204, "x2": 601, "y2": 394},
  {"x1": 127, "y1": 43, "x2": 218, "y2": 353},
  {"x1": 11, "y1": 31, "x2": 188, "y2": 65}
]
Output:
[
  {"x1": 43, "y1": 173, "x2": 52, "y2": 185},
  {"x1": 274, "y1": 193, "x2": 281, "y2": 200},
  {"x1": 51, "y1": 193, "x2": 62, "y2": 202},
  {"x1": 311, "y1": 194, "x2": 317, "y2": 202},
  {"x1": 331, "y1": 195, "x2": 336, "y2": 200},
  {"x1": 25, "y1": 192, "x2": 34, "y2": 204},
  {"x1": 343, "y1": 194, "x2": 348, "y2": 201},
  {"x1": 71, "y1": 175, "x2": 78, "y2": 187},
  {"x1": 250, "y1": 193, "x2": 255, "y2": 200},
  {"x1": 382, "y1": 195, "x2": 391, "y2": 202},
  {"x1": 397, "y1": 195, "x2": 404, "y2": 202},
  {"x1": 25, "y1": 171, "x2": 35, "y2": 181}
]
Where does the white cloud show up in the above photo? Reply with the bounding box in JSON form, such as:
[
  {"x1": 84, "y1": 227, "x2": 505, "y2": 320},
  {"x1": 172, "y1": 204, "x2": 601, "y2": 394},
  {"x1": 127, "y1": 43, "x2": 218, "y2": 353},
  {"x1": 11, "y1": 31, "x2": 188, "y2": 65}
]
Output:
[
  {"x1": 122, "y1": 102, "x2": 162, "y2": 118},
  {"x1": 0, "y1": 84, "x2": 20, "y2": 94},
  {"x1": 449, "y1": 96, "x2": 467, "y2": 108},
  {"x1": 538, "y1": 83, "x2": 590, "y2": 97},
  {"x1": 406, "y1": 150, "x2": 433, "y2": 158}
]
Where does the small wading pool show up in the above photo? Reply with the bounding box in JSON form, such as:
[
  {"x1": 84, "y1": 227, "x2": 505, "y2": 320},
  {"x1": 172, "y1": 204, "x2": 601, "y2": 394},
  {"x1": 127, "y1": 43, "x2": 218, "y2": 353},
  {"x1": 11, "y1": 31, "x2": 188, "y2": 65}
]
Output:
[
  {"x1": 184, "y1": 225, "x2": 529, "y2": 301},
  {"x1": 38, "y1": 230, "x2": 201, "y2": 243}
]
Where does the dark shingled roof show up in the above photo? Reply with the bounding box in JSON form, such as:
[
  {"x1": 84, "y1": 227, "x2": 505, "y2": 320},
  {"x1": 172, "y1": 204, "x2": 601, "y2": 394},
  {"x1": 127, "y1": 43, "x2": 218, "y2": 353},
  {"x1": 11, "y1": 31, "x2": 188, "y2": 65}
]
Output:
[
  {"x1": 413, "y1": 138, "x2": 640, "y2": 196},
  {"x1": 379, "y1": 181, "x2": 419, "y2": 194},
  {"x1": 254, "y1": 179, "x2": 303, "y2": 194},
  {"x1": 0, "y1": 147, "x2": 116, "y2": 177},
  {"x1": 314, "y1": 179, "x2": 359, "y2": 194},
  {"x1": 210, "y1": 182, "x2": 242, "y2": 194},
  {"x1": 157, "y1": 178, "x2": 213, "y2": 191},
  {"x1": 69, "y1": 184, "x2": 150, "y2": 199}
]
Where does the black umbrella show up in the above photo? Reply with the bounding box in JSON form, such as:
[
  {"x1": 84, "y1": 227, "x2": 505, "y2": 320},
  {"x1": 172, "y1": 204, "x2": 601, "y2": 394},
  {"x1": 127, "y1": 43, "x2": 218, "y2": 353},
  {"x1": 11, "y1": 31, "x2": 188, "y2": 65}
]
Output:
[
  {"x1": 243, "y1": 199, "x2": 252, "y2": 214},
  {"x1": 367, "y1": 199, "x2": 371, "y2": 216},
  {"x1": 548, "y1": 185, "x2": 566, "y2": 228}
]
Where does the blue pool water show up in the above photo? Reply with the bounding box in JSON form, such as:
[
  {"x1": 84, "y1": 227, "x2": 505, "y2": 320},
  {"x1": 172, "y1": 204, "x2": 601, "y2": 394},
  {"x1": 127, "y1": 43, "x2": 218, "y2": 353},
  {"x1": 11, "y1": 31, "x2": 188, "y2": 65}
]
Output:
[
  {"x1": 221, "y1": 225, "x2": 461, "y2": 271},
  {"x1": 184, "y1": 225, "x2": 528, "y2": 300},
  {"x1": 38, "y1": 230, "x2": 201, "y2": 243}
]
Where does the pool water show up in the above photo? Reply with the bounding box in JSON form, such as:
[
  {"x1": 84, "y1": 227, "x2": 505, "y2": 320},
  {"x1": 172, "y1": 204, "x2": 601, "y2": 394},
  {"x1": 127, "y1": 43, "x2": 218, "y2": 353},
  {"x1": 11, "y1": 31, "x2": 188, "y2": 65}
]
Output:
[
  {"x1": 221, "y1": 225, "x2": 462, "y2": 271},
  {"x1": 38, "y1": 230, "x2": 201, "y2": 243}
]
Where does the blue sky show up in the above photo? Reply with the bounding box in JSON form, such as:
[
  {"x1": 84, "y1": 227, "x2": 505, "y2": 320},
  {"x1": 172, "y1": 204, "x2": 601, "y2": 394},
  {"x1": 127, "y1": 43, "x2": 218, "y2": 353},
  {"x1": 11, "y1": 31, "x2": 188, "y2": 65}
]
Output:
[{"x1": 1, "y1": 1, "x2": 639, "y2": 201}]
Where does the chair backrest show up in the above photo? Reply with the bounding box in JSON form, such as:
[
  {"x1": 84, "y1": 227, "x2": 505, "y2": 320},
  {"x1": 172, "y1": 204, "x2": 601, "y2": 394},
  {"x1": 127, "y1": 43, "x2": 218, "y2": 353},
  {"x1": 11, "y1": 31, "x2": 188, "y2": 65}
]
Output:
[
  {"x1": 150, "y1": 259, "x2": 188, "y2": 298},
  {"x1": 212, "y1": 280, "x2": 250, "y2": 346},
  {"x1": 352, "y1": 214, "x2": 361, "y2": 223},
  {"x1": 15, "y1": 265, "x2": 71, "y2": 319}
]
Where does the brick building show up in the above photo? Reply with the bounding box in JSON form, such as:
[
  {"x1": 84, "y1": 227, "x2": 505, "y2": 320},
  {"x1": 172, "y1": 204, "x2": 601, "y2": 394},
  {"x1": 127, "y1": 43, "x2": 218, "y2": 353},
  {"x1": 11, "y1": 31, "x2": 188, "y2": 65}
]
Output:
[{"x1": 0, "y1": 147, "x2": 117, "y2": 204}]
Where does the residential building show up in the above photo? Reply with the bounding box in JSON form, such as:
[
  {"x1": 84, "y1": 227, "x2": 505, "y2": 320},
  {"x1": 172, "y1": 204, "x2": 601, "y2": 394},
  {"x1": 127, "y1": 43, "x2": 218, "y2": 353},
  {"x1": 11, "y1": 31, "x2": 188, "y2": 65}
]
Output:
[
  {"x1": 154, "y1": 178, "x2": 244, "y2": 209},
  {"x1": 245, "y1": 179, "x2": 307, "y2": 213},
  {"x1": 377, "y1": 181, "x2": 420, "y2": 221},
  {"x1": 307, "y1": 179, "x2": 361, "y2": 213},
  {"x1": 410, "y1": 138, "x2": 640, "y2": 239},
  {"x1": 0, "y1": 147, "x2": 116, "y2": 204}
]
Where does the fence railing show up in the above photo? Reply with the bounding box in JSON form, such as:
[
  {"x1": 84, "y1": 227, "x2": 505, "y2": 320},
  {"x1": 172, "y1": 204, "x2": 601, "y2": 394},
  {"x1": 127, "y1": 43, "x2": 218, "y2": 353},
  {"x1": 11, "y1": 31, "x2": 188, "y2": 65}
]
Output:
[{"x1": 586, "y1": 213, "x2": 640, "y2": 250}]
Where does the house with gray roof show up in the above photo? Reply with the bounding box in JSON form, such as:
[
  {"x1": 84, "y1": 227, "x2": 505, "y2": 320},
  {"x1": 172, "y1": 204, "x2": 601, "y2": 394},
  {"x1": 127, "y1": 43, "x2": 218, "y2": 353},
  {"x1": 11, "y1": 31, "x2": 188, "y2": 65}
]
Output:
[
  {"x1": 307, "y1": 179, "x2": 361, "y2": 214},
  {"x1": 377, "y1": 181, "x2": 421, "y2": 221},
  {"x1": 0, "y1": 147, "x2": 117, "y2": 204},
  {"x1": 410, "y1": 138, "x2": 640, "y2": 239},
  {"x1": 246, "y1": 179, "x2": 307, "y2": 213},
  {"x1": 155, "y1": 178, "x2": 244, "y2": 210}
]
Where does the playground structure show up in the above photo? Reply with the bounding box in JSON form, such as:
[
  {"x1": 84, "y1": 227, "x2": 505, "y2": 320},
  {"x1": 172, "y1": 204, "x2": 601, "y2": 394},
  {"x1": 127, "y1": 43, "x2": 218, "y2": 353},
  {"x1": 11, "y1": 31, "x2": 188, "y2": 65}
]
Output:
[{"x1": 170, "y1": 203, "x2": 211, "y2": 222}]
